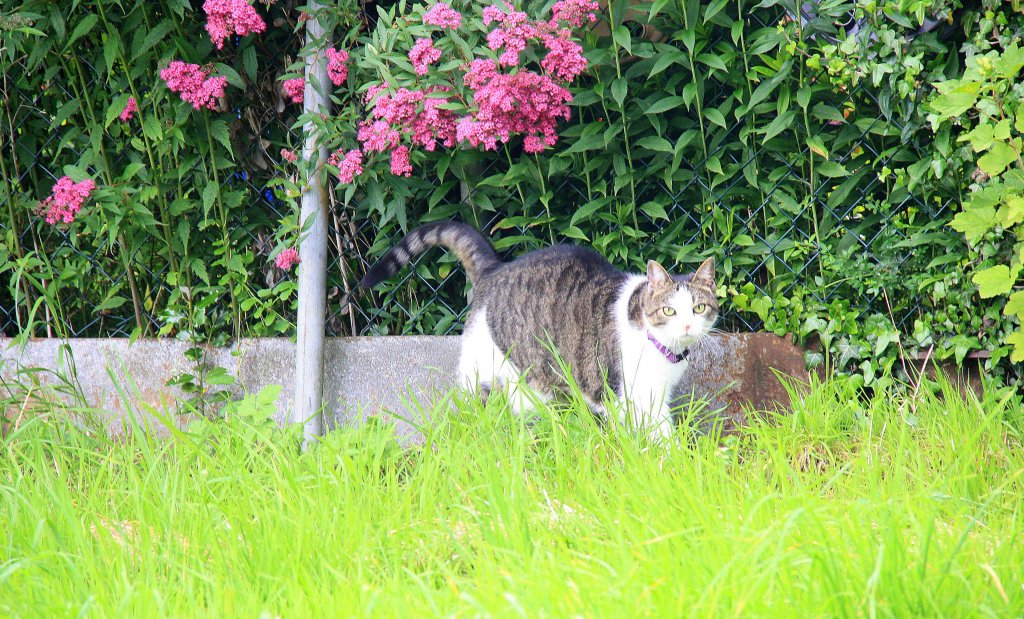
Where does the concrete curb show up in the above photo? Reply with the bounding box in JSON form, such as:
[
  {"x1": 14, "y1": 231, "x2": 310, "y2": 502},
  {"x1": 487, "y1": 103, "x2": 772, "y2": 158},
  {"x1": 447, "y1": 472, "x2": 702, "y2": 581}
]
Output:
[{"x1": 1, "y1": 334, "x2": 810, "y2": 440}]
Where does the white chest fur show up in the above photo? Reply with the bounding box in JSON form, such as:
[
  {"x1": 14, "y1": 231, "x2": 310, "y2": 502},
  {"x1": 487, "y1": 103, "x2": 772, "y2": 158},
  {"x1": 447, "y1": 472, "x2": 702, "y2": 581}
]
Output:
[{"x1": 613, "y1": 275, "x2": 689, "y2": 439}]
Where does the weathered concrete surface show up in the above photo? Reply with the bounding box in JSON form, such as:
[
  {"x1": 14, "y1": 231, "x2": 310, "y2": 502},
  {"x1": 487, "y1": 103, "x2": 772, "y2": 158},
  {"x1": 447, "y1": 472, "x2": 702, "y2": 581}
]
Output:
[{"x1": 1, "y1": 334, "x2": 810, "y2": 440}]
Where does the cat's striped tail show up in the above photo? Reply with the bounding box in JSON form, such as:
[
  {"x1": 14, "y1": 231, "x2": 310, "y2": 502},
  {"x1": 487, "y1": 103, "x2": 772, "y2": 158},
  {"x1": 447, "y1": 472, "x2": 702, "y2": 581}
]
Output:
[{"x1": 359, "y1": 221, "x2": 501, "y2": 289}]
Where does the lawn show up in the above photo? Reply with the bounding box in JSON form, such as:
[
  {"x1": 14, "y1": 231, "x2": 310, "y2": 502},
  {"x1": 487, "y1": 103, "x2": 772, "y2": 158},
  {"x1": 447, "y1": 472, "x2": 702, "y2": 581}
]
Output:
[{"x1": 2, "y1": 376, "x2": 1023, "y2": 617}]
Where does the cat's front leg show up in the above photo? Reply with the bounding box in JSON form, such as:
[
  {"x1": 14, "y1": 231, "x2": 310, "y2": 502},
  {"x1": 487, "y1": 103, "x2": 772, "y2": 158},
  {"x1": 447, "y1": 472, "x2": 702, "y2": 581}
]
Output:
[
  {"x1": 646, "y1": 403, "x2": 675, "y2": 444},
  {"x1": 620, "y1": 395, "x2": 676, "y2": 444}
]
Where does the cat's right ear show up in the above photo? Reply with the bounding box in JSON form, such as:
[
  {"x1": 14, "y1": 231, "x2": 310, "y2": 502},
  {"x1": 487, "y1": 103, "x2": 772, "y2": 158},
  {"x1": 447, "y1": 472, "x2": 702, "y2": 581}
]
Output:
[{"x1": 647, "y1": 260, "x2": 672, "y2": 288}]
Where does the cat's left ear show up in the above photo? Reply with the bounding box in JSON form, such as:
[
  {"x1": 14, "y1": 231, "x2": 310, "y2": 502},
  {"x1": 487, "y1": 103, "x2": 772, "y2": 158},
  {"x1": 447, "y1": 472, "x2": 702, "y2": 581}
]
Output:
[
  {"x1": 647, "y1": 260, "x2": 673, "y2": 288},
  {"x1": 693, "y1": 257, "x2": 716, "y2": 284}
]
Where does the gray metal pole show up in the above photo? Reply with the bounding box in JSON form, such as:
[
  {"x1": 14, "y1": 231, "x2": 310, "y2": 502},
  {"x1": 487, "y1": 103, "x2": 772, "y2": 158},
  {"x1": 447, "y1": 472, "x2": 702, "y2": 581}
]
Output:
[{"x1": 294, "y1": 2, "x2": 329, "y2": 446}]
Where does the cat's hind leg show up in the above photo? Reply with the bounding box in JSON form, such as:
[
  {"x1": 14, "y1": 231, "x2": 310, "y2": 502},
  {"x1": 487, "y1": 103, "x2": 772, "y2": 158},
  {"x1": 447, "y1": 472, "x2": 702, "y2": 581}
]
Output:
[{"x1": 457, "y1": 308, "x2": 503, "y2": 395}]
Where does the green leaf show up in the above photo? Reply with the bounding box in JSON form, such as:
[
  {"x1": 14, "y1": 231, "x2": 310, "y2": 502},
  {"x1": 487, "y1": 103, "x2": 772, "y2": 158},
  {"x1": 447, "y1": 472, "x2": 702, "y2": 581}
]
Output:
[
  {"x1": 213, "y1": 63, "x2": 245, "y2": 89},
  {"x1": 1006, "y1": 329, "x2": 1024, "y2": 363},
  {"x1": 561, "y1": 225, "x2": 589, "y2": 241},
  {"x1": 94, "y1": 296, "x2": 127, "y2": 313},
  {"x1": 192, "y1": 258, "x2": 210, "y2": 285},
  {"x1": 805, "y1": 135, "x2": 828, "y2": 159},
  {"x1": 203, "y1": 182, "x2": 219, "y2": 218},
  {"x1": 66, "y1": 14, "x2": 98, "y2": 49},
  {"x1": 696, "y1": 53, "x2": 727, "y2": 72},
  {"x1": 705, "y1": 108, "x2": 727, "y2": 129},
  {"x1": 816, "y1": 161, "x2": 849, "y2": 178},
  {"x1": 242, "y1": 45, "x2": 258, "y2": 82},
  {"x1": 928, "y1": 82, "x2": 980, "y2": 117},
  {"x1": 1004, "y1": 291, "x2": 1024, "y2": 318},
  {"x1": 645, "y1": 96, "x2": 686, "y2": 115},
  {"x1": 103, "y1": 30, "x2": 122, "y2": 75},
  {"x1": 611, "y1": 78, "x2": 627, "y2": 107},
  {"x1": 132, "y1": 20, "x2": 174, "y2": 60},
  {"x1": 761, "y1": 110, "x2": 794, "y2": 143},
  {"x1": 703, "y1": 0, "x2": 729, "y2": 23},
  {"x1": 978, "y1": 141, "x2": 1018, "y2": 177},
  {"x1": 210, "y1": 120, "x2": 233, "y2": 156},
  {"x1": 950, "y1": 204, "x2": 997, "y2": 244},
  {"x1": 958, "y1": 123, "x2": 994, "y2": 152},
  {"x1": 636, "y1": 136, "x2": 673, "y2": 152},
  {"x1": 874, "y1": 331, "x2": 900, "y2": 357},
  {"x1": 105, "y1": 94, "x2": 130, "y2": 127},
  {"x1": 639, "y1": 201, "x2": 668, "y2": 221},
  {"x1": 994, "y1": 43, "x2": 1024, "y2": 78},
  {"x1": 562, "y1": 132, "x2": 604, "y2": 154},
  {"x1": 972, "y1": 265, "x2": 1014, "y2": 298},
  {"x1": 612, "y1": 25, "x2": 632, "y2": 55}
]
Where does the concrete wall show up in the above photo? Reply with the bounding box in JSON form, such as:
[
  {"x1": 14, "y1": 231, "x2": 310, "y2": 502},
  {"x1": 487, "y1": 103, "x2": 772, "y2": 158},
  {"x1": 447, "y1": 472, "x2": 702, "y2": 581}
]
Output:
[{"x1": 1, "y1": 334, "x2": 811, "y2": 440}]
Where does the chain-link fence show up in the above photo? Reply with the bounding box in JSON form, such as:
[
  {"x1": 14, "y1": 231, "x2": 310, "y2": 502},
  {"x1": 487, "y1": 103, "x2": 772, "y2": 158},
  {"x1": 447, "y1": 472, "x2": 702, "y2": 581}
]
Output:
[{"x1": 0, "y1": 2, "x2": 964, "y2": 347}]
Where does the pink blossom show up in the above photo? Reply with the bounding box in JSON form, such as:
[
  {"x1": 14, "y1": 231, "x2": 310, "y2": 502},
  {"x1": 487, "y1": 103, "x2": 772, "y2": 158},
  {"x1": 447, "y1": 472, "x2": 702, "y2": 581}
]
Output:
[
  {"x1": 204, "y1": 0, "x2": 266, "y2": 50},
  {"x1": 550, "y1": 0, "x2": 599, "y2": 28},
  {"x1": 328, "y1": 148, "x2": 364, "y2": 184},
  {"x1": 280, "y1": 148, "x2": 298, "y2": 163},
  {"x1": 119, "y1": 97, "x2": 138, "y2": 122},
  {"x1": 458, "y1": 69, "x2": 572, "y2": 152},
  {"x1": 364, "y1": 82, "x2": 390, "y2": 105},
  {"x1": 160, "y1": 61, "x2": 228, "y2": 110},
  {"x1": 483, "y1": 8, "x2": 537, "y2": 66},
  {"x1": 275, "y1": 247, "x2": 300, "y2": 270},
  {"x1": 464, "y1": 59, "x2": 500, "y2": 89},
  {"x1": 282, "y1": 78, "x2": 304, "y2": 104},
  {"x1": 362, "y1": 86, "x2": 457, "y2": 152},
  {"x1": 326, "y1": 47, "x2": 350, "y2": 86},
  {"x1": 523, "y1": 135, "x2": 546, "y2": 153},
  {"x1": 409, "y1": 38, "x2": 442, "y2": 75},
  {"x1": 40, "y1": 176, "x2": 96, "y2": 225},
  {"x1": 357, "y1": 120, "x2": 401, "y2": 153},
  {"x1": 390, "y1": 145, "x2": 413, "y2": 177},
  {"x1": 423, "y1": 3, "x2": 463, "y2": 29},
  {"x1": 541, "y1": 32, "x2": 588, "y2": 81},
  {"x1": 413, "y1": 92, "x2": 458, "y2": 150}
]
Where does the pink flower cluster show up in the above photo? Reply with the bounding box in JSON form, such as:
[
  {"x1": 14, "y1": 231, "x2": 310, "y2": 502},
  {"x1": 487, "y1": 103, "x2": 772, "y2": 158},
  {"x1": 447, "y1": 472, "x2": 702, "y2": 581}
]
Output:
[
  {"x1": 390, "y1": 145, "x2": 412, "y2": 177},
  {"x1": 203, "y1": 0, "x2": 266, "y2": 50},
  {"x1": 275, "y1": 247, "x2": 300, "y2": 270},
  {"x1": 550, "y1": 0, "x2": 600, "y2": 28},
  {"x1": 282, "y1": 78, "x2": 305, "y2": 104},
  {"x1": 280, "y1": 148, "x2": 298, "y2": 163},
  {"x1": 326, "y1": 47, "x2": 350, "y2": 86},
  {"x1": 481, "y1": 5, "x2": 589, "y2": 80},
  {"x1": 40, "y1": 176, "x2": 96, "y2": 225},
  {"x1": 423, "y1": 2, "x2": 462, "y2": 29},
  {"x1": 328, "y1": 148, "x2": 364, "y2": 184},
  {"x1": 333, "y1": 0, "x2": 595, "y2": 181},
  {"x1": 409, "y1": 38, "x2": 442, "y2": 75},
  {"x1": 458, "y1": 60, "x2": 572, "y2": 153},
  {"x1": 119, "y1": 97, "x2": 138, "y2": 122},
  {"x1": 160, "y1": 61, "x2": 227, "y2": 110},
  {"x1": 359, "y1": 86, "x2": 457, "y2": 156}
]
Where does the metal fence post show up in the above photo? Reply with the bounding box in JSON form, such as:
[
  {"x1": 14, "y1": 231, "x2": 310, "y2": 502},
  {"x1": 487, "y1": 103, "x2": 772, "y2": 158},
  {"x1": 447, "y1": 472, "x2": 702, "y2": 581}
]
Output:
[{"x1": 293, "y1": 1, "x2": 329, "y2": 447}]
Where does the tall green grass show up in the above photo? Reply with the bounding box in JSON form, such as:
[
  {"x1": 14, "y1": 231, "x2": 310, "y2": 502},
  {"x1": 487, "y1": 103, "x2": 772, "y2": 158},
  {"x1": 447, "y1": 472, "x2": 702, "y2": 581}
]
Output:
[{"x1": 2, "y1": 376, "x2": 1023, "y2": 617}]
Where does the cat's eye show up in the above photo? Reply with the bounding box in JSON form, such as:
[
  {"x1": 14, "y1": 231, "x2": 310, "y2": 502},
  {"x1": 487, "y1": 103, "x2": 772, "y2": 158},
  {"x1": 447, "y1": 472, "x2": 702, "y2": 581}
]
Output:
[
  {"x1": 662, "y1": 307, "x2": 676, "y2": 316},
  {"x1": 693, "y1": 303, "x2": 707, "y2": 314}
]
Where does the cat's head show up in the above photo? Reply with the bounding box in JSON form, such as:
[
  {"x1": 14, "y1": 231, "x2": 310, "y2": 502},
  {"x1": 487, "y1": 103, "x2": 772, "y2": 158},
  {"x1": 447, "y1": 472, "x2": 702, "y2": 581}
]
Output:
[{"x1": 641, "y1": 258, "x2": 718, "y2": 349}]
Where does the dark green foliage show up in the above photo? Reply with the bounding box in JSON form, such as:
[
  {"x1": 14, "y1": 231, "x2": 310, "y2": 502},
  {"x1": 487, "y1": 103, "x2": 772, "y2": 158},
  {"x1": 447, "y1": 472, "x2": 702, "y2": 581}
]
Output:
[{"x1": 1, "y1": 0, "x2": 1021, "y2": 385}]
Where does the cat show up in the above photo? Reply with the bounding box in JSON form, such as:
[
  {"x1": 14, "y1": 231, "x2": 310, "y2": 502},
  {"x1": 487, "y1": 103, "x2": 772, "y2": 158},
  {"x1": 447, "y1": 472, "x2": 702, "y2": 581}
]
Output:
[{"x1": 360, "y1": 221, "x2": 718, "y2": 441}]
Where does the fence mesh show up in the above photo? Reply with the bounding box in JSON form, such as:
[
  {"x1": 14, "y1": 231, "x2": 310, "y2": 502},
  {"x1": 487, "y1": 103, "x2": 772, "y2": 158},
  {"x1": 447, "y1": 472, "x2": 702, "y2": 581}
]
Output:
[{"x1": 0, "y1": 4, "x2": 953, "y2": 343}]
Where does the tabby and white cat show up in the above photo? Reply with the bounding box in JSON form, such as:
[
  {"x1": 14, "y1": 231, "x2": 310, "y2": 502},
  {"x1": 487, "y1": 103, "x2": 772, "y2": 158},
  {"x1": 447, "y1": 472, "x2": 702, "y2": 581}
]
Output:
[{"x1": 360, "y1": 221, "x2": 718, "y2": 441}]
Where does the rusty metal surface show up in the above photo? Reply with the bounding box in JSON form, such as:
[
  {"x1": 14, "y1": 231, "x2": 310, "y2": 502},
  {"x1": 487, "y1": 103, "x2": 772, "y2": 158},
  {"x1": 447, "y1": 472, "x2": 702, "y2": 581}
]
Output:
[{"x1": 1, "y1": 334, "x2": 812, "y2": 440}]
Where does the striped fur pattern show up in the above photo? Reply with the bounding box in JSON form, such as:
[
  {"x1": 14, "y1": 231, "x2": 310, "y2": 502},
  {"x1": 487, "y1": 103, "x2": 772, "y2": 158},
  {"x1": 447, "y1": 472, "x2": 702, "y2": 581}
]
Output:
[
  {"x1": 359, "y1": 221, "x2": 500, "y2": 289},
  {"x1": 361, "y1": 220, "x2": 718, "y2": 442}
]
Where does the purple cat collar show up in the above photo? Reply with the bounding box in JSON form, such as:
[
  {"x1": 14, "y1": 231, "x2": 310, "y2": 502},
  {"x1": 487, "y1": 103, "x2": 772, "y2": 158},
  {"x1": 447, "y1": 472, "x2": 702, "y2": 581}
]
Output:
[{"x1": 647, "y1": 332, "x2": 691, "y2": 364}]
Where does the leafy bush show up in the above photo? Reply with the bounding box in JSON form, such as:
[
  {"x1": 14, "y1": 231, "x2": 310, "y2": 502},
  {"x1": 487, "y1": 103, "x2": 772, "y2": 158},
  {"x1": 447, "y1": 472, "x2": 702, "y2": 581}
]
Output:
[{"x1": 1, "y1": 0, "x2": 1022, "y2": 385}]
